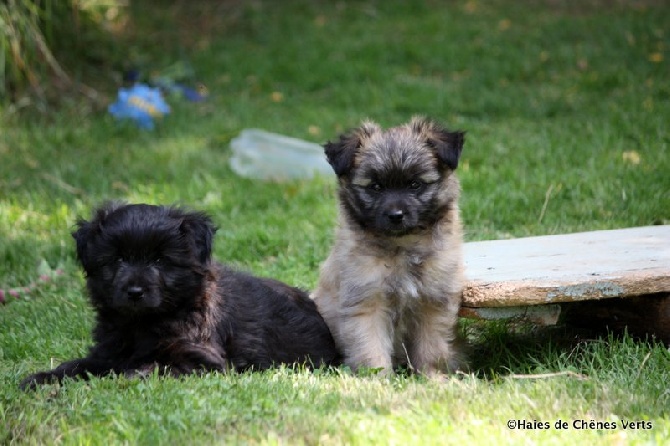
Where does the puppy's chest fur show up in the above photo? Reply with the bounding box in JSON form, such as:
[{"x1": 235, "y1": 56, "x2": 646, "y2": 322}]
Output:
[
  {"x1": 374, "y1": 245, "x2": 427, "y2": 301},
  {"x1": 336, "y1": 229, "x2": 455, "y2": 310},
  {"x1": 94, "y1": 278, "x2": 223, "y2": 360}
]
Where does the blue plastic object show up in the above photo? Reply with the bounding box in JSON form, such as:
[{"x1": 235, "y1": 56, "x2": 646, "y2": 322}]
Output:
[{"x1": 108, "y1": 84, "x2": 170, "y2": 129}]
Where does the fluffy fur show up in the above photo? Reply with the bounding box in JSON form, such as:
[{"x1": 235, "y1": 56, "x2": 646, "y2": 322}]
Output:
[
  {"x1": 312, "y1": 116, "x2": 466, "y2": 376},
  {"x1": 21, "y1": 203, "x2": 339, "y2": 389}
]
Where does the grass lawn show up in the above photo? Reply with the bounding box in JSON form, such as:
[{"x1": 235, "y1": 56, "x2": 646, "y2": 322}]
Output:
[{"x1": 1, "y1": 0, "x2": 669, "y2": 444}]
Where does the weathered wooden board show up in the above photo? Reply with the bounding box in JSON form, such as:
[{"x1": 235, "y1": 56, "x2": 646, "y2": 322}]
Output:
[{"x1": 461, "y1": 225, "x2": 670, "y2": 309}]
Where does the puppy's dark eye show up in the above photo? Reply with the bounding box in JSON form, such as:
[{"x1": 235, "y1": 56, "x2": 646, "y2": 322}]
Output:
[
  {"x1": 368, "y1": 183, "x2": 383, "y2": 192},
  {"x1": 408, "y1": 180, "x2": 423, "y2": 190}
]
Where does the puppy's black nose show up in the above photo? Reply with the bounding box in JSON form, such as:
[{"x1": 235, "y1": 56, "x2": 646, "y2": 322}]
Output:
[
  {"x1": 387, "y1": 209, "x2": 404, "y2": 224},
  {"x1": 127, "y1": 286, "x2": 144, "y2": 301}
]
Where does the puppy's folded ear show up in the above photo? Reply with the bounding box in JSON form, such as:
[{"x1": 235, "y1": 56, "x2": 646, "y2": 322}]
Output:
[
  {"x1": 179, "y1": 212, "x2": 217, "y2": 265},
  {"x1": 72, "y1": 219, "x2": 93, "y2": 270},
  {"x1": 325, "y1": 121, "x2": 380, "y2": 176},
  {"x1": 410, "y1": 116, "x2": 465, "y2": 170},
  {"x1": 71, "y1": 201, "x2": 126, "y2": 271}
]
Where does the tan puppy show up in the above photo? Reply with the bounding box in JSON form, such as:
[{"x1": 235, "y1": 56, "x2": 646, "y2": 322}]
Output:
[{"x1": 312, "y1": 117, "x2": 466, "y2": 376}]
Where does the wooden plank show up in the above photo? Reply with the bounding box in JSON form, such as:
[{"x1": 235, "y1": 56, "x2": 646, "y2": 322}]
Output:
[
  {"x1": 462, "y1": 226, "x2": 670, "y2": 308},
  {"x1": 459, "y1": 304, "x2": 562, "y2": 325}
]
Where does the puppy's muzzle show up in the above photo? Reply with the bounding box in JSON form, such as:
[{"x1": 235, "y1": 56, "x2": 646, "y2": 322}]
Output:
[
  {"x1": 386, "y1": 208, "x2": 405, "y2": 224},
  {"x1": 376, "y1": 200, "x2": 421, "y2": 235},
  {"x1": 127, "y1": 286, "x2": 145, "y2": 302}
]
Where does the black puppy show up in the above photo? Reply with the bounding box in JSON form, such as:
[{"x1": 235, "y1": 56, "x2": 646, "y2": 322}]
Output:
[{"x1": 21, "y1": 203, "x2": 339, "y2": 389}]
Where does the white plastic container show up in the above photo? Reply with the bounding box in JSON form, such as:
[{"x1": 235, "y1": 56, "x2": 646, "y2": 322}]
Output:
[{"x1": 229, "y1": 129, "x2": 334, "y2": 180}]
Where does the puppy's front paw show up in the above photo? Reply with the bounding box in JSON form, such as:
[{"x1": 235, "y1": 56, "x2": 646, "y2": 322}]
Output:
[
  {"x1": 346, "y1": 356, "x2": 394, "y2": 377},
  {"x1": 123, "y1": 363, "x2": 161, "y2": 379},
  {"x1": 363, "y1": 366, "x2": 394, "y2": 378},
  {"x1": 19, "y1": 372, "x2": 59, "y2": 391}
]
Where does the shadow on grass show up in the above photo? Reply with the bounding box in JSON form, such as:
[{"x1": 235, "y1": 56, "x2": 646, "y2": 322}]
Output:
[{"x1": 465, "y1": 319, "x2": 666, "y2": 380}]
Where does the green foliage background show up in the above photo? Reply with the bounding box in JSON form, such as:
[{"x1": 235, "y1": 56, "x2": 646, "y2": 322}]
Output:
[{"x1": 1, "y1": 1, "x2": 669, "y2": 444}]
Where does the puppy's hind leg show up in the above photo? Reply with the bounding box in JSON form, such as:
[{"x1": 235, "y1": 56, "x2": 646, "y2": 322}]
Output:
[{"x1": 340, "y1": 296, "x2": 394, "y2": 375}]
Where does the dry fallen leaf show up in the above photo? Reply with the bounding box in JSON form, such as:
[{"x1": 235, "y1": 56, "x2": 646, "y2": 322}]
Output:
[
  {"x1": 498, "y1": 19, "x2": 511, "y2": 31},
  {"x1": 649, "y1": 52, "x2": 663, "y2": 62},
  {"x1": 622, "y1": 151, "x2": 641, "y2": 165}
]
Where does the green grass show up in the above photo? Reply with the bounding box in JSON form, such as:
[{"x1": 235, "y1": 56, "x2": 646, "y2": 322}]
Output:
[{"x1": 1, "y1": 0, "x2": 669, "y2": 444}]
